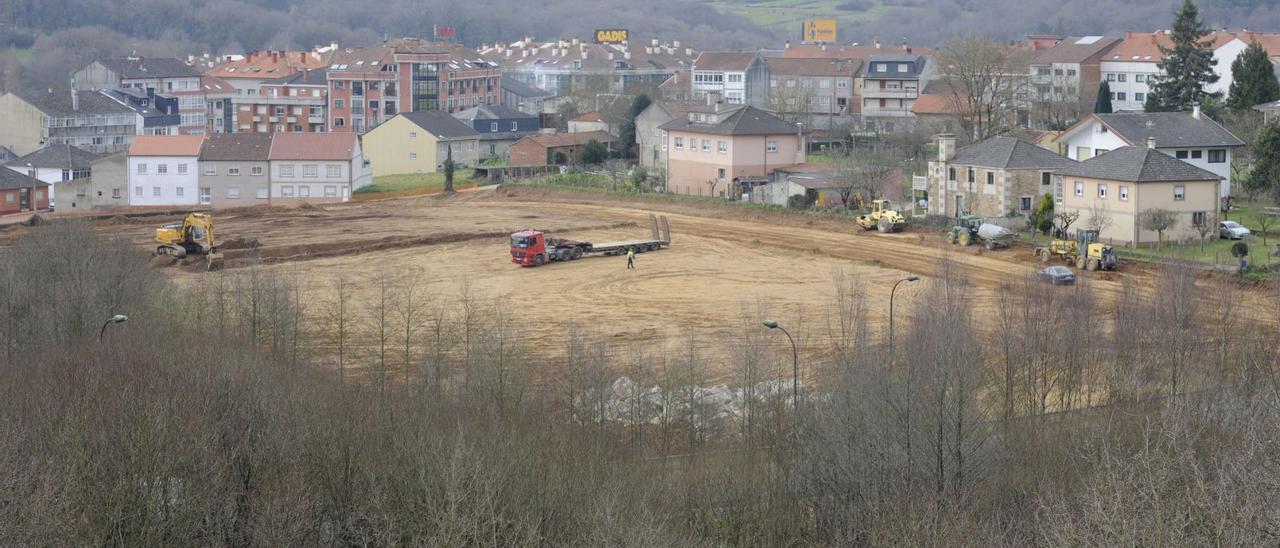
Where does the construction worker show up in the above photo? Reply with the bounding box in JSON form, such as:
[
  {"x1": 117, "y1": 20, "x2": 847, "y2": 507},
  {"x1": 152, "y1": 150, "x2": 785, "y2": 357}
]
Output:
[{"x1": 626, "y1": 247, "x2": 635, "y2": 269}]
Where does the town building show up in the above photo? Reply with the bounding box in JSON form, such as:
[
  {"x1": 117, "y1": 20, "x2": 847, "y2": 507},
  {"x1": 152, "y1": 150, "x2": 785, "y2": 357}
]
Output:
[
  {"x1": 74, "y1": 57, "x2": 207, "y2": 135},
  {"x1": 198, "y1": 133, "x2": 273, "y2": 207},
  {"x1": 1053, "y1": 144, "x2": 1222, "y2": 245},
  {"x1": 499, "y1": 74, "x2": 555, "y2": 115},
  {"x1": 508, "y1": 131, "x2": 613, "y2": 167},
  {"x1": 1099, "y1": 31, "x2": 1280, "y2": 111},
  {"x1": 452, "y1": 104, "x2": 540, "y2": 159},
  {"x1": 326, "y1": 38, "x2": 501, "y2": 134},
  {"x1": 659, "y1": 103, "x2": 804, "y2": 197},
  {"x1": 60, "y1": 153, "x2": 128, "y2": 212},
  {"x1": 202, "y1": 50, "x2": 332, "y2": 97},
  {"x1": 779, "y1": 41, "x2": 932, "y2": 61},
  {"x1": 567, "y1": 111, "x2": 613, "y2": 135},
  {"x1": 860, "y1": 54, "x2": 934, "y2": 133},
  {"x1": 0, "y1": 169, "x2": 49, "y2": 215},
  {"x1": 1053, "y1": 109, "x2": 1244, "y2": 198},
  {"x1": 104, "y1": 88, "x2": 183, "y2": 136},
  {"x1": 231, "y1": 69, "x2": 329, "y2": 133},
  {"x1": 202, "y1": 77, "x2": 238, "y2": 133},
  {"x1": 1027, "y1": 36, "x2": 1122, "y2": 127},
  {"x1": 690, "y1": 52, "x2": 770, "y2": 108},
  {"x1": 266, "y1": 132, "x2": 370, "y2": 203},
  {"x1": 482, "y1": 37, "x2": 696, "y2": 97},
  {"x1": 635, "y1": 100, "x2": 702, "y2": 172},
  {"x1": 657, "y1": 70, "x2": 693, "y2": 102},
  {"x1": 0, "y1": 89, "x2": 151, "y2": 156},
  {"x1": 764, "y1": 57, "x2": 861, "y2": 130},
  {"x1": 126, "y1": 135, "x2": 205, "y2": 206},
  {"x1": 3, "y1": 144, "x2": 99, "y2": 204},
  {"x1": 363, "y1": 111, "x2": 480, "y2": 178},
  {"x1": 926, "y1": 134, "x2": 1078, "y2": 218}
]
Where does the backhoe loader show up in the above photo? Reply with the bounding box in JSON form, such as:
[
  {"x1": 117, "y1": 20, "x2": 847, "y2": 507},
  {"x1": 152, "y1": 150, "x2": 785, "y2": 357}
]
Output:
[{"x1": 155, "y1": 213, "x2": 223, "y2": 271}]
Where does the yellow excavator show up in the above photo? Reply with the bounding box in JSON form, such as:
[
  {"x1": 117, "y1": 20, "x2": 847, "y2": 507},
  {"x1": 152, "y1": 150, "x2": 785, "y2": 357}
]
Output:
[
  {"x1": 854, "y1": 199, "x2": 908, "y2": 233},
  {"x1": 1034, "y1": 228, "x2": 1118, "y2": 271},
  {"x1": 155, "y1": 213, "x2": 223, "y2": 270}
]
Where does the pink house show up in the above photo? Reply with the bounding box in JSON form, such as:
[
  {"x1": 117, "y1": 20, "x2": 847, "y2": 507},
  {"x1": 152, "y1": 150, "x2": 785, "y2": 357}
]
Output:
[{"x1": 659, "y1": 103, "x2": 804, "y2": 198}]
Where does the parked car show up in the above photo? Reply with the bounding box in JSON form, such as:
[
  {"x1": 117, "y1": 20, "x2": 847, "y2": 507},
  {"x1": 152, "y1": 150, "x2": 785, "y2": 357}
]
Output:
[
  {"x1": 1219, "y1": 221, "x2": 1252, "y2": 240},
  {"x1": 1035, "y1": 265, "x2": 1076, "y2": 285}
]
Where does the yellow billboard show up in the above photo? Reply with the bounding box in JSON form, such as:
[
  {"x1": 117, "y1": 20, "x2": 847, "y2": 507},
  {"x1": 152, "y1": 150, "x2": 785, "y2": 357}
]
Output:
[
  {"x1": 594, "y1": 29, "x2": 630, "y2": 44},
  {"x1": 802, "y1": 20, "x2": 837, "y2": 43}
]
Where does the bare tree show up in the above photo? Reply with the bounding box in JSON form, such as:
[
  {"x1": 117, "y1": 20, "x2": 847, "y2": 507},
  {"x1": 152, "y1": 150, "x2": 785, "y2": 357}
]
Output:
[
  {"x1": 767, "y1": 79, "x2": 816, "y2": 126},
  {"x1": 1140, "y1": 208, "x2": 1179, "y2": 248},
  {"x1": 326, "y1": 273, "x2": 353, "y2": 381},
  {"x1": 832, "y1": 152, "x2": 897, "y2": 210},
  {"x1": 1084, "y1": 203, "x2": 1113, "y2": 234},
  {"x1": 1193, "y1": 215, "x2": 1213, "y2": 252},
  {"x1": 937, "y1": 35, "x2": 1033, "y2": 141},
  {"x1": 1054, "y1": 210, "x2": 1081, "y2": 236}
]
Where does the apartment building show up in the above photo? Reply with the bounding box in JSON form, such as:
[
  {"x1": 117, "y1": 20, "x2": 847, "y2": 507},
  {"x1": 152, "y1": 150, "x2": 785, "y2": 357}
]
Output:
[
  {"x1": 860, "y1": 54, "x2": 933, "y2": 133},
  {"x1": 659, "y1": 103, "x2": 804, "y2": 197},
  {"x1": 1100, "y1": 31, "x2": 1280, "y2": 111},
  {"x1": 0, "y1": 89, "x2": 146, "y2": 156},
  {"x1": 266, "y1": 133, "x2": 370, "y2": 203},
  {"x1": 326, "y1": 38, "x2": 501, "y2": 134},
  {"x1": 75, "y1": 57, "x2": 207, "y2": 135},
  {"x1": 203, "y1": 50, "x2": 332, "y2": 97},
  {"x1": 690, "y1": 52, "x2": 769, "y2": 108},
  {"x1": 126, "y1": 135, "x2": 205, "y2": 206},
  {"x1": 482, "y1": 37, "x2": 696, "y2": 97},
  {"x1": 1054, "y1": 109, "x2": 1244, "y2": 198},
  {"x1": 1027, "y1": 36, "x2": 1121, "y2": 120},
  {"x1": 231, "y1": 69, "x2": 328, "y2": 133},
  {"x1": 202, "y1": 76, "x2": 238, "y2": 133},
  {"x1": 765, "y1": 57, "x2": 861, "y2": 129},
  {"x1": 198, "y1": 133, "x2": 272, "y2": 207}
]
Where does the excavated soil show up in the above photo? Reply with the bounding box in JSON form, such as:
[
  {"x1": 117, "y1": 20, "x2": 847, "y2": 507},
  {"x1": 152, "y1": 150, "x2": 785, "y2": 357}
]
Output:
[{"x1": 11, "y1": 186, "x2": 1275, "y2": 382}]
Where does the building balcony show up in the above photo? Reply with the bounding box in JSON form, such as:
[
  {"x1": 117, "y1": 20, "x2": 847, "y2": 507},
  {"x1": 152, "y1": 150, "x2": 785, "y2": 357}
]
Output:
[
  {"x1": 862, "y1": 89, "x2": 918, "y2": 99},
  {"x1": 308, "y1": 115, "x2": 325, "y2": 124},
  {"x1": 860, "y1": 108, "x2": 914, "y2": 118},
  {"x1": 231, "y1": 96, "x2": 324, "y2": 106}
]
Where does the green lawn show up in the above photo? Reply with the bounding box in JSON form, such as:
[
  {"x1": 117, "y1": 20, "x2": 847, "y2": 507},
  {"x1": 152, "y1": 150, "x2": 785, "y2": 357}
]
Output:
[
  {"x1": 703, "y1": 0, "x2": 889, "y2": 31},
  {"x1": 354, "y1": 169, "x2": 476, "y2": 195}
]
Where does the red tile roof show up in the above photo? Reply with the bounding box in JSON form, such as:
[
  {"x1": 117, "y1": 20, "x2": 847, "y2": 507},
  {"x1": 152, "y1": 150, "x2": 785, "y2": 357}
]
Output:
[
  {"x1": 571, "y1": 111, "x2": 606, "y2": 122},
  {"x1": 518, "y1": 131, "x2": 612, "y2": 148},
  {"x1": 1106, "y1": 31, "x2": 1241, "y2": 62},
  {"x1": 128, "y1": 135, "x2": 205, "y2": 157},
  {"x1": 781, "y1": 44, "x2": 932, "y2": 60},
  {"x1": 267, "y1": 133, "x2": 358, "y2": 161},
  {"x1": 206, "y1": 50, "x2": 330, "y2": 79},
  {"x1": 693, "y1": 52, "x2": 757, "y2": 71},
  {"x1": 911, "y1": 93, "x2": 962, "y2": 116}
]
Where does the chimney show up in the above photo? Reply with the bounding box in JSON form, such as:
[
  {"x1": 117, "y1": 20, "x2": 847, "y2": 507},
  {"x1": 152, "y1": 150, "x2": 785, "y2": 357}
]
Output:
[
  {"x1": 1147, "y1": 136, "x2": 1156, "y2": 149},
  {"x1": 821, "y1": 44, "x2": 827, "y2": 51},
  {"x1": 874, "y1": 37, "x2": 881, "y2": 49},
  {"x1": 608, "y1": 52, "x2": 614, "y2": 60},
  {"x1": 624, "y1": 51, "x2": 631, "y2": 60},
  {"x1": 937, "y1": 133, "x2": 956, "y2": 162},
  {"x1": 651, "y1": 38, "x2": 659, "y2": 46},
  {"x1": 70, "y1": 81, "x2": 79, "y2": 112},
  {"x1": 1192, "y1": 103, "x2": 1202, "y2": 119},
  {"x1": 673, "y1": 40, "x2": 681, "y2": 48},
  {"x1": 785, "y1": 40, "x2": 791, "y2": 49},
  {"x1": 685, "y1": 47, "x2": 692, "y2": 56},
  {"x1": 905, "y1": 46, "x2": 912, "y2": 54}
]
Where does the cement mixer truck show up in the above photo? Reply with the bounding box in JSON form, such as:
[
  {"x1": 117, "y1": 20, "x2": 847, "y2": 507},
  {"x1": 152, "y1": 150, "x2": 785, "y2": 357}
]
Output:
[{"x1": 945, "y1": 215, "x2": 1015, "y2": 250}]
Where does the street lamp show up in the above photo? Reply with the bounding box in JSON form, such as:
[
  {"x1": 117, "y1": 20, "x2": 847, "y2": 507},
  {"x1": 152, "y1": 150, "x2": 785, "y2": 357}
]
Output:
[
  {"x1": 99, "y1": 314, "x2": 128, "y2": 342},
  {"x1": 888, "y1": 275, "x2": 920, "y2": 367},
  {"x1": 762, "y1": 319, "x2": 799, "y2": 410}
]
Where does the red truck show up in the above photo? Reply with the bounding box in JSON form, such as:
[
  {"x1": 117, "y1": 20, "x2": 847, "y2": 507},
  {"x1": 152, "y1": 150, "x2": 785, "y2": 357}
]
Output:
[{"x1": 511, "y1": 214, "x2": 670, "y2": 267}]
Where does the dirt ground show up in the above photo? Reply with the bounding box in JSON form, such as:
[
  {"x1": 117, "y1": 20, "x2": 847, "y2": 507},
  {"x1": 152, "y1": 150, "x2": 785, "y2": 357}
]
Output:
[{"x1": 12, "y1": 186, "x2": 1277, "y2": 382}]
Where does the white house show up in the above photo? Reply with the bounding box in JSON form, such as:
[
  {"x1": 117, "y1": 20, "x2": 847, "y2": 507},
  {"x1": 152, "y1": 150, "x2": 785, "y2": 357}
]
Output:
[
  {"x1": 1054, "y1": 109, "x2": 1244, "y2": 199},
  {"x1": 690, "y1": 52, "x2": 769, "y2": 108},
  {"x1": 266, "y1": 132, "x2": 370, "y2": 204},
  {"x1": 1100, "y1": 31, "x2": 1280, "y2": 111},
  {"x1": 3, "y1": 144, "x2": 100, "y2": 204},
  {"x1": 126, "y1": 135, "x2": 205, "y2": 206}
]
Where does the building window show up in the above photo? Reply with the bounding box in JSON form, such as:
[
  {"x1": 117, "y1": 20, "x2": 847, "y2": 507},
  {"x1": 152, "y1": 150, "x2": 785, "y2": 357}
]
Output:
[
  {"x1": 153, "y1": 186, "x2": 161, "y2": 197},
  {"x1": 203, "y1": 165, "x2": 216, "y2": 176},
  {"x1": 1098, "y1": 184, "x2": 1107, "y2": 198},
  {"x1": 410, "y1": 131, "x2": 417, "y2": 139},
  {"x1": 1117, "y1": 74, "x2": 1127, "y2": 82},
  {"x1": 1208, "y1": 149, "x2": 1226, "y2": 163},
  {"x1": 674, "y1": 137, "x2": 683, "y2": 150},
  {"x1": 1115, "y1": 92, "x2": 1126, "y2": 101},
  {"x1": 1173, "y1": 185, "x2": 1185, "y2": 201},
  {"x1": 1041, "y1": 172, "x2": 1051, "y2": 186},
  {"x1": 986, "y1": 172, "x2": 994, "y2": 185},
  {"x1": 1192, "y1": 211, "x2": 1207, "y2": 226},
  {"x1": 1074, "y1": 181, "x2": 1084, "y2": 196},
  {"x1": 112, "y1": 188, "x2": 121, "y2": 199},
  {"x1": 512, "y1": 121, "x2": 518, "y2": 131},
  {"x1": 256, "y1": 188, "x2": 268, "y2": 199},
  {"x1": 1076, "y1": 147, "x2": 1090, "y2": 160},
  {"x1": 157, "y1": 164, "x2": 168, "y2": 174},
  {"x1": 717, "y1": 168, "x2": 725, "y2": 180},
  {"x1": 335, "y1": 99, "x2": 345, "y2": 109},
  {"x1": 767, "y1": 140, "x2": 778, "y2": 153},
  {"x1": 490, "y1": 122, "x2": 498, "y2": 132},
  {"x1": 1191, "y1": 150, "x2": 1202, "y2": 159},
  {"x1": 948, "y1": 167, "x2": 956, "y2": 182},
  {"x1": 1106, "y1": 73, "x2": 1115, "y2": 82},
  {"x1": 228, "y1": 167, "x2": 241, "y2": 176},
  {"x1": 326, "y1": 165, "x2": 341, "y2": 178},
  {"x1": 251, "y1": 166, "x2": 263, "y2": 176},
  {"x1": 281, "y1": 185, "x2": 294, "y2": 197},
  {"x1": 967, "y1": 167, "x2": 975, "y2": 183},
  {"x1": 1119, "y1": 185, "x2": 1129, "y2": 201},
  {"x1": 1135, "y1": 92, "x2": 1145, "y2": 102},
  {"x1": 324, "y1": 185, "x2": 337, "y2": 197},
  {"x1": 1020, "y1": 196, "x2": 1032, "y2": 211},
  {"x1": 1176, "y1": 150, "x2": 1189, "y2": 159},
  {"x1": 135, "y1": 186, "x2": 142, "y2": 196},
  {"x1": 227, "y1": 187, "x2": 240, "y2": 199},
  {"x1": 1095, "y1": 149, "x2": 1108, "y2": 155},
  {"x1": 1136, "y1": 74, "x2": 1146, "y2": 83},
  {"x1": 302, "y1": 165, "x2": 318, "y2": 178},
  {"x1": 409, "y1": 152, "x2": 417, "y2": 160},
  {"x1": 177, "y1": 163, "x2": 188, "y2": 175},
  {"x1": 176, "y1": 187, "x2": 184, "y2": 197},
  {"x1": 334, "y1": 118, "x2": 345, "y2": 127},
  {"x1": 280, "y1": 165, "x2": 295, "y2": 178},
  {"x1": 701, "y1": 139, "x2": 710, "y2": 152},
  {"x1": 299, "y1": 186, "x2": 310, "y2": 197},
  {"x1": 718, "y1": 141, "x2": 727, "y2": 154},
  {"x1": 137, "y1": 163, "x2": 147, "y2": 175}
]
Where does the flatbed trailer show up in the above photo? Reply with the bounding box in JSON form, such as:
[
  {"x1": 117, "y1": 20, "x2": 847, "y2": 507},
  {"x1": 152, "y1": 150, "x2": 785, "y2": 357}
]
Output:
[{"x1": 511, "y1": 214, "x2": 671, "y2": 266}]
